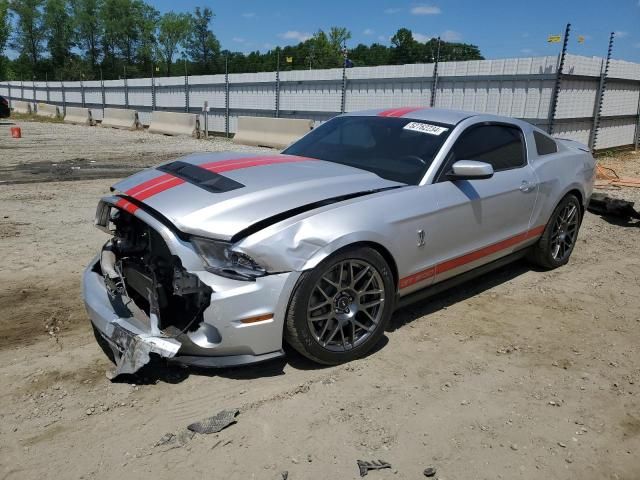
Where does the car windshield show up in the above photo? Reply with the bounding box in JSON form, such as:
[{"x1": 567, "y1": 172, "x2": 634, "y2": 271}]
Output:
[{"x1": 283, "y1": 115, "x2": 453, "y2": 184}]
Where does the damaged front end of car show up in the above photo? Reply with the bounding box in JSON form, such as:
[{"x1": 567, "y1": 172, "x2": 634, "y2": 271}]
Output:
[{"x1": 83, "y1": 197, "x2": 300, "y2": 378}]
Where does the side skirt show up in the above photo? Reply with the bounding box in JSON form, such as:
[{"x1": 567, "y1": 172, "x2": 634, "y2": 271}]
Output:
[{"x1": 394, "y1": 248, "x2": 530, "y2": 310}]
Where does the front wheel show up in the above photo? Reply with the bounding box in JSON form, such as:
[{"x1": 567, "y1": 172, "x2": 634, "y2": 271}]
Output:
[
  {"x1": 528, "y1": 193, "x2": 582, "y2": 269},
  {"x1": 284, "y1": 247, "x2": 395, "y2": 365}
]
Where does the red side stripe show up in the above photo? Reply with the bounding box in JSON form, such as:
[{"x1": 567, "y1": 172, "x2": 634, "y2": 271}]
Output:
[
  {"x1": 115, "y1": 198, "x2": 139, "y2": 214},
  {"x1": 398, "y1": 225, "x2": 546, "y2": 289},
  {"x1": 378, "y1": 106, "x2": 425, "y2": 118}
]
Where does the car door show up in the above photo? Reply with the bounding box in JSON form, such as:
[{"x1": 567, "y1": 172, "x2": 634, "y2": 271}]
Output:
[{"x1": 426, "y1": 123, "x2": 539, "y2": 283}]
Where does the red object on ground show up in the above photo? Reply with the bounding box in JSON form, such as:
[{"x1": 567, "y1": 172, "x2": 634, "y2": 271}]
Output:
[{"x1": 10, "y1": 127, "x2": 22, "y2": 138}]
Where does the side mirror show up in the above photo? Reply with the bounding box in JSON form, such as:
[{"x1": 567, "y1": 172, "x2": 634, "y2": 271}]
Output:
[{"x1": 446, "y1": 160, "x2": 494, "y2": 180}]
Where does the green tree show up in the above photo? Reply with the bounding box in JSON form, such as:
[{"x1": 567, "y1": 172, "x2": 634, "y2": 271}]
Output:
[
  {"x1": 44, "y1": 0, "x2": 75, "y2": 74},
  {"x1": 390, "y1": 28, "x2": 420, "y2": 64},
  {"x1": 10, "y1": 0, "x2": 46, "y2": 74},
  {"x1": 71, "y1": 0, "x2": 103, "y2": 71},
  {"x1": 0, "y1": 0, "x2": 10, "y2": 78},
  {"x1": 158, "y1": 12, "x2": 190, "y2": 75},
  {"x1": 185, "y1": 6, "x2": 220, "y2": 74}
]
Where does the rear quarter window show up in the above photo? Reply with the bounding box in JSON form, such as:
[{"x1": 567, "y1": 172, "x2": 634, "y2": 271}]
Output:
[{"x1": 533, "y1": 131, "x2": 558, "y2": 155}]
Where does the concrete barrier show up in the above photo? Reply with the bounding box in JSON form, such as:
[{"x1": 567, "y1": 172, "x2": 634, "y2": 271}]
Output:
[
  {"x1": 148, "y1": 111, "x2": 199, "y2": 137},
  {"x1": 101, "y1": 108, "x2": 140, "y2": 130},
  {"x1": 36, "y1": 103, "x2": 60, "y2": 118},
  {"x1": 64, "y1": 107, "x2": 94, "y2": 126},
  {"x1": 12, "y1": 100, "x2": 32, "y2": 114},
  {"x1": 233, "y1": 116, "x2": 314, "y2": 149}
]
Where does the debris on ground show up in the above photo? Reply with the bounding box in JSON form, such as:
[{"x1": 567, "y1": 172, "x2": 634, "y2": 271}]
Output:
[
  {"x1": 281, "y1": 471, "x2": 289, "y2": 480},
  {"x1": 423, "y1": 466, "x2": 437, "y2": 477},
  {"x1": 154, "y1": 429, "x2": 195, "y2": 450},
  {"x1": 187, "y1": 408, "x2": 239, "y2": 434},
  {"x1": 588, "y1": 193, "x2": 640, "y2": 221},
  {"x1": 357, "y1": 460, "x2": 392, "y2": 477}
]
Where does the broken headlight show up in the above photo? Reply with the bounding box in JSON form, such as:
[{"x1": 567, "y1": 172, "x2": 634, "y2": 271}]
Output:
[{"x1": 191, "y1": 237, "x2": 266, "y2": 280}]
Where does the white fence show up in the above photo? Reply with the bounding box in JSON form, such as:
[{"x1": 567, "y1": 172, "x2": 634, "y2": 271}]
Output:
[{"x1": 1, "y1": 54, "x2": 639, "y2": 150}]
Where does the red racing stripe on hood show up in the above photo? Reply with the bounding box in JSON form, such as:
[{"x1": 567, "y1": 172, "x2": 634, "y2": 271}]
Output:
[
  {"x1": 378, "y1": 106, "x2": 425, "y2": 117},
  {"x1": 118, "y1": 155, "x2": 312, "y2": 213}
]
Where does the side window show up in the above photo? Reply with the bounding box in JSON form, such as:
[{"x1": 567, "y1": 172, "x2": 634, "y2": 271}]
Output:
[
  {"x1": 533, "y1": 131, "x2": 558, "y2": 155},
  {"x1": 445, "y1": 124, "x2": 526, "y2": 174}
]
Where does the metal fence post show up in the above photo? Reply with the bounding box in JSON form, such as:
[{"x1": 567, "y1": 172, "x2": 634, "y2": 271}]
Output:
[
  {"x1": 32, "y1": 80, "x2": 36, "y2": 104},
  {"x1": 225, "y1": 56, "x2": 230, "y2": 138},
  {"x1": 635, "y1": 81, "x2": 640, "y2": 151},
  {"x1": 100, "y1": 69, "x2": 106, "y2": 112},
  {"x1": 430, "y1": 37, "x2": 441, "y2": 107},
  {"x1": 547, "y1": 23, "x2": 571, "y2": 135},
  {"x1": 21, "y1": 79, "x2": 24, "y2": 100},
  {"x1": 588, "y1": 32, "x2": 615, "y2": 151},
  {"x1": 7, "y1": 83, "x2": 11, "y2": 108},
  {"x1": 81, "y1": 79, "x2": 86, "y2": 108},
  {"x1": 46, "y1": 73, "x2": 50, "y2": 103},
  {"x1": 340, "y1": 63, "x2": 347, "y2": 114},
  {"x1": 151, "y1": 67, "x2": 156, "y2": 111},
  {"x1": 275, "y1": 51, "x2": 281, "y2": 118},
  {"x1": 61, "y1": 80, "x2": 66, "y2": 116},
  {"x1": 124, "y1": 66, "x2": 129, "y2": 109},
  {"x1": 184, "y1": 65, "x2": 190, "y2": 113}
]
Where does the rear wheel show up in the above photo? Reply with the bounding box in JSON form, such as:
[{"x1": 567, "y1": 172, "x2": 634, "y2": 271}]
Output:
[
  {"x1": 285, "y1": 247, "x2": 395, "y2": 365},
  {"x1": 528, "y1": 193, "x2": 582, "y2": 269}
]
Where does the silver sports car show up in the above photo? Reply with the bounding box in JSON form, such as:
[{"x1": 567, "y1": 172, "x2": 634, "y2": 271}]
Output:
[{"x1": 83, "y1": 107, "x2": 596, "y2": 374}]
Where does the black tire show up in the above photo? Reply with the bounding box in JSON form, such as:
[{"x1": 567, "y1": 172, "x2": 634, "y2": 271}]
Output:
[
  {"x1": 528, "y1": 193, "x2": 582, "y2": 270},
  {"x1": 284, "y1": 246, "x2": 395, "y2": 365}
]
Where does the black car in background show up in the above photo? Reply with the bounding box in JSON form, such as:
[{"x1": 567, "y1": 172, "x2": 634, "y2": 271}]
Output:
[{"x1": 0, "y1": 96, "x2": 9, "y2": 118}]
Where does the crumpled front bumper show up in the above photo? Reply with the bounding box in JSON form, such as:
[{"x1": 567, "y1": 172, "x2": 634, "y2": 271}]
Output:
[{"x1": 83, "y1": 256, "x2": 301, "y2": 374}]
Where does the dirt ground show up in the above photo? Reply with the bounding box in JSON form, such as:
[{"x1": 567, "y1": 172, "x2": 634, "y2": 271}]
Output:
[{"x1": 0, "y1": 120, "x2": 639, "y2": 480}]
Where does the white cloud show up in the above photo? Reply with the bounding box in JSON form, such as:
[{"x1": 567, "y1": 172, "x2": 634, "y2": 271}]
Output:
[
  {"x1": 241, "y1": 12, "x2": 256, "y2": 18},
  {"x1": 232, "y1": 37, "x2": 246, "y2": 43},
  {"x1": 615, "y1": 31, "x2": 628, "y2": 38},
  {"x1": 411, "y1": 5, "x2": 441, "y2": 15},
  {"x1": 278, "y1": 31, "x2": 312, "y2": 42},
  {"x1": 441, "y1": 30, "x2": 462, "y2": 42},
  {"x1": 384, "y1": 7, "x2": 402, "y2": 14},
  {"x1": 363, "y1": 28, "x2": 375, "y2": 35},
  {"x1": 414, "y1": 33, "x2": 434, "y2": 43},
  {"x1": 378, "y1": 35, "x2": 388, "y2": 42}
]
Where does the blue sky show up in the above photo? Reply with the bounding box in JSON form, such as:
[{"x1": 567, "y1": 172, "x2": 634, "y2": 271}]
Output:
[{"x1": 149, "y1": 0, "x2": 640, "y2": 62}]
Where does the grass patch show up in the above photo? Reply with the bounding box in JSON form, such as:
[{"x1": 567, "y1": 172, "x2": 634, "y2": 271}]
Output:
[{"x1": 10, "y1": 112, "x2": 65, "y2": 124}]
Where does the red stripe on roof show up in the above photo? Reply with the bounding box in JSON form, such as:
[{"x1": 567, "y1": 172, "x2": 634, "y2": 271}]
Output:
[
  {"x1": 115, "y1": 198, "x2": 139, "y2": 214},
  {"x1": 378, "y1": 107, "x2": 425, "y2": 118},
  {"x1": 398, "y1": 225, "x2": 546, "y2": 290}
]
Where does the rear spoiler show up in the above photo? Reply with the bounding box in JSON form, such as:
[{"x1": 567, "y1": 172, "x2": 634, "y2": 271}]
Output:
[{"x1": 554, "y1": 138, "x2": 592, "y2": 154}]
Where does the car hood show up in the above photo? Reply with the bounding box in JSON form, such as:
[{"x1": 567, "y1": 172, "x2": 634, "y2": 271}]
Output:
[{"x1": 112, "y1": 152, "x2": 403, "y2": 240}]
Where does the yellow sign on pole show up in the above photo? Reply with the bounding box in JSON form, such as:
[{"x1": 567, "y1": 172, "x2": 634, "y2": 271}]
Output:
[
  {"x1": 578, "y1": 35, "x2": 585, "y2": 44},
  {"x1": 547, "y1": 34, "x2": 562, "y2": 43},
  {"x1": 285, "y1": 56, "x2": 293, "y2": 63}
]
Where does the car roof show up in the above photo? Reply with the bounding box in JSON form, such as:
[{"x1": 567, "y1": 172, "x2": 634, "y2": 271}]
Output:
[{"x1": 343, "y1": 107, "x2": 532, "y2": 129}]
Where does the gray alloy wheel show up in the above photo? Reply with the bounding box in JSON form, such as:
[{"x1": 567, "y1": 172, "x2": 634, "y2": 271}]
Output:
[
  {"x1": 306, "y1": 259, "x2": 385, "y2": 352},
  {"x1": 285, "y1": 246, "x2": 395, "y2": 365},
  {"x1": 550, "y1": 202, "x2": 579, "y2": 262},
  {"x1": 528, "y1": 193, "x2": 582, "y2": 270}
]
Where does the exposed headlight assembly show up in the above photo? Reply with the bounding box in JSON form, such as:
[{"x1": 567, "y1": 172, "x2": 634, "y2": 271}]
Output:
[{"x1": 191, "y1": 237, "x2": 266, "y2": 280}]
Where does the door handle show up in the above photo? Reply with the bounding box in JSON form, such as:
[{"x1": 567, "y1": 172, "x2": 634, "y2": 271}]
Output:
[{"x1": 519, "y1": 180, "x2": 536, "y2": 193}]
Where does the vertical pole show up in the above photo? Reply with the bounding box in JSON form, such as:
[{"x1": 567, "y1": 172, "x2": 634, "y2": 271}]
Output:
[
  {"x1": 203, "y1": 101, "x2": 209, "y2": 138},
  {"x1": 151, "y1": 66, "x2": 156, "y2": 111},
  {"x1": 184, "y1": 59, "x2": 189, "y2": 113},
  {"x1": 21, "y1": 79, "x2": 24, "y2": 100},
  {"x1": 100, "y1": 68, "x2": 106, "y2": 112},
  {"x1": 340, "y1": 42, "x2": 347, "y2": 114},
  {"x1": 45, "y1": 73, "x2": 50, "y2": 103},
  {"x1": 7, "y1": 83, "x2": 11, "y2": 109},
  {"x1": 124, "y1": 65, "x2": 129, "y2": 109},
  {"x1": 275, "y1": 50, "x2": 280, "y2": 118},
  {"x1": 32, "y1": 78, "x2": 36, "y2": 105},
  {"x1": 61, "y1": 77, "x2": 66, "y2": 116},
  {"x1": 635, "y1": 81, "x2": 640, "y2": 151},
  {"x1": 81, "y1": 78, "x2": 86, "y2": 108},
  {"x1": 430, "y1": 37, "x2": 441, "y2": 108},
  {"x1": 547, "y1": 23, "x2": 571, "y2": 135},
  {"x1": 225, "y1": 55, "x2": 230, "y2": 138},
  {"x1": 588, "y1": 33, "x2": 615, "y2": 152}
]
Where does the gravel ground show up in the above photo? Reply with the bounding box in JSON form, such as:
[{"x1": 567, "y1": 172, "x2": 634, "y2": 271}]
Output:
[{"x1": 0, "y1": 120, "x2": 639, "y2": 480}]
